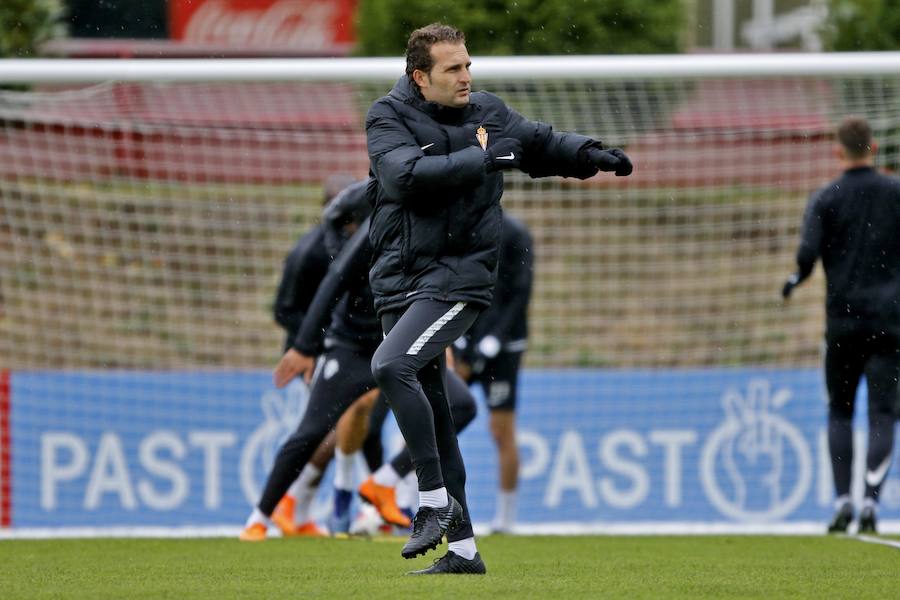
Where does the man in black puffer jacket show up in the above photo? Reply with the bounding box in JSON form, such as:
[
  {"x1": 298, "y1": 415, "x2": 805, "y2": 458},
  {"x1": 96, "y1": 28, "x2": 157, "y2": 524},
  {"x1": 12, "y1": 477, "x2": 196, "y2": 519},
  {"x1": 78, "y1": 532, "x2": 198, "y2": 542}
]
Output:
[{"x1": 367, "y1": 22, "x2": 633, "y2": 575}]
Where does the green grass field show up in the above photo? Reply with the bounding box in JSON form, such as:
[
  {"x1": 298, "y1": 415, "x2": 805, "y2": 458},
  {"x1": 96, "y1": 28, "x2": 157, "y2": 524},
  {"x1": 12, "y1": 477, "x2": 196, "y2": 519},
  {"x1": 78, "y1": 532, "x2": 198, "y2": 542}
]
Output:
[{"x1": 1, "y1": 535, "x2": 897, "y2": 599}]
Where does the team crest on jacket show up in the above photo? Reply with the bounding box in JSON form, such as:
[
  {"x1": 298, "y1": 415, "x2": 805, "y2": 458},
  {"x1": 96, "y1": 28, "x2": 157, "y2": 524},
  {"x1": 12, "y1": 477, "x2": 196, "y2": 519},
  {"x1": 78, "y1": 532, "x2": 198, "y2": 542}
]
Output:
[{"x1": 476, "y1": 126, "x2": 488, "y2": 150}]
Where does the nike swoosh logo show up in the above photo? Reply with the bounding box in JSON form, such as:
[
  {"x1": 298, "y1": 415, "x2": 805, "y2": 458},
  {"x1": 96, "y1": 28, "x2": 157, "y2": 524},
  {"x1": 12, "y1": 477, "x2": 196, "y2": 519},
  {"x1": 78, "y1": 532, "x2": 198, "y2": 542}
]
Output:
[
  {"x1": 420, "y1": 143, "x2": 435, "y2": 150},
  {"x1": 406, "y1": 290, "x2": 424, "y2": 297},
  {"x1": 866, "y1": 455, "x2": 892, "y2": 487},
  {"x1": 497, "y1": 152, "x2": 516, "y2": 160}
]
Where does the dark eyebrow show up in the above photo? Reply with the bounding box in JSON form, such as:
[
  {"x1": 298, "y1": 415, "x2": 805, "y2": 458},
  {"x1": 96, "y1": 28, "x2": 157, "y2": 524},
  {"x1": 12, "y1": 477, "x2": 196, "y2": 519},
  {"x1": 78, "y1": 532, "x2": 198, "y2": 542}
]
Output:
[{"x1": 445, "y1": 61, "x2": 472, "y2": 72}]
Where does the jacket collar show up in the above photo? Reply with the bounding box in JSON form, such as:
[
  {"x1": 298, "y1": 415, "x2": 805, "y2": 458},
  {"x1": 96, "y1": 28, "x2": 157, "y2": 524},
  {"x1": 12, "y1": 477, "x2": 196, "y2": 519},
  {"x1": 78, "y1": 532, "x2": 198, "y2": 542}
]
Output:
[{"x1": 389, "y1": 75, "x2": 477, "y2": 123}]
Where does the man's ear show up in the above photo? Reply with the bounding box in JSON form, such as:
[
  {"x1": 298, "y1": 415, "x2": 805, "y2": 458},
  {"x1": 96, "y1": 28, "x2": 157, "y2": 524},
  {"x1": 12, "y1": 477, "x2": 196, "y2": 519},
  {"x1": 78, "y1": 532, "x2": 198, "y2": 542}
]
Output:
[
  {"x1": 412, "y1": 69, "x2": 429, "y2": 89},
  {"x1": 834, "y1": 143, "x2": 845, "y2": 162},
  {"x1": 870, "y1": 140, "x2": 879, "y2": 156}
]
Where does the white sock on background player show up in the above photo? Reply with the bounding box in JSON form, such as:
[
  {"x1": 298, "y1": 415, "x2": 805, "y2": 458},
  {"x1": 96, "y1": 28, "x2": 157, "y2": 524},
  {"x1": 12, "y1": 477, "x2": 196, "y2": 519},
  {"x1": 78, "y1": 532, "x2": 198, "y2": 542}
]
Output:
[
  {"x1": 492, "y1": 489, "x2": 517, "y2": 531},
  {"x1": 373, "y1": 464, "x2": 401, "y2": 488},
  {"x1": 290, "y1": 463, "x2": 321, "y2": 523},
  {"x1": 334, "y1": 449, "x2": 356, "y2": 492}
]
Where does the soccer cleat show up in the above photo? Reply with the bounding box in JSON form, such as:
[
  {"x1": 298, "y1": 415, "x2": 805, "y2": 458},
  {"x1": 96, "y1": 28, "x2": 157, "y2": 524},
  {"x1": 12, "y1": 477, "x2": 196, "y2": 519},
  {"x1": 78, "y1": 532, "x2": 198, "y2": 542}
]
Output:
[
  {"x1": 358, "y1": 476, "x2": 412, "y2": 528},
  {"x1": 407, "y1": 551, "x2": 486, "y2": 575},
  {"x1": 294, "y1": 520, "x2": 327, "y2": 537},
  {"x1": 858, "y1": 505, "x2": 878, "y2": 534},
  {"x1": 827, "y1": 502, "x2": 853, "y2": 534},
  {"x1": 239, "y1": 522, "x2": 267, "y2": 542},
  {"x1": 271, "y1": 495, "x2": 297, "y2": 536},
  {"x1": 401, "y1": 496, "x2": 463, "y2": 559}
]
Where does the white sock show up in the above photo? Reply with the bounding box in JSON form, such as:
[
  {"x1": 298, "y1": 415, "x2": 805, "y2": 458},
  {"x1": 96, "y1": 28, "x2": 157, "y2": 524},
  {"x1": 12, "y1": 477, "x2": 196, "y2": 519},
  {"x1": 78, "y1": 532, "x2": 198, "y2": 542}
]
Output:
[
  {"x1": 291, "y1": 464, "x2": 321, "y2": 523},
  {"x1": 834, "y1": 494, "x2": 851, "y2": 511},
  {"x1": 334, "y1": 449, "x2": 356, "y2": 491},
  {"x1": 418, "y1": 487, "x2": 449, "y2": 508},
  {"x1": 373, "y1": 464, "x2": 401, "y2": 488},
  {"x1": 244, "y1": 507, "x2": 269, "y2": 528},
  {"x1": 492, "y1": 489, "x2": 517, "y2": 530},
  {"x1": 448, "y1": 536, "x2": 477, "y2": 560}
]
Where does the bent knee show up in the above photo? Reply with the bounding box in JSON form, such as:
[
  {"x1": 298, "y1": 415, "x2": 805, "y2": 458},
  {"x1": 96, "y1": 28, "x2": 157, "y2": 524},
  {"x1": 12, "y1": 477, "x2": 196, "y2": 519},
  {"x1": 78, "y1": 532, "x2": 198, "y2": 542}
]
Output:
[{"x1": 371, "y1": 354, "x2": 407, "y2": 387}]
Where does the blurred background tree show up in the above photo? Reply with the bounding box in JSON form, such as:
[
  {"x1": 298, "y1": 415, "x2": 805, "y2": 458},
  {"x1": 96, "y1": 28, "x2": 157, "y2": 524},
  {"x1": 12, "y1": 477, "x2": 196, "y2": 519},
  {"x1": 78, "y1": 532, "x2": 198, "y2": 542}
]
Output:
[
  {"x1": 822, "y1": 0, "x2": 900, "y2": 50},
  {"x1": 0, "y1": 0, "x2": 67, "y2": 57},
  {"x1": 356, "y1": 0, "x2": 685, "y2": 56}
]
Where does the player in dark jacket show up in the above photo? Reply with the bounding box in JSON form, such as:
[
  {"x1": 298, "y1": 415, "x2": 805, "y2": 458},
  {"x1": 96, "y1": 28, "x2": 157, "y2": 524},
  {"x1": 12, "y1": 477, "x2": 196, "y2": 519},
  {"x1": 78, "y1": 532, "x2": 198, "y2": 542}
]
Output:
[
  {"x1": 366, "y1": 23, "x2": 632, "y2": 574},
  {"x1": 454, "y1": 214, "x2": 533, "y2": 534},
  {"x1": 783, "y1": 116, "x2": 900, "y2": 534},
  {"x1": 265, "y1": 175, "x2": 357, "y2": 538},
  {"x1": 273, "y1": 174, "x2": 356, "y2": 350}
]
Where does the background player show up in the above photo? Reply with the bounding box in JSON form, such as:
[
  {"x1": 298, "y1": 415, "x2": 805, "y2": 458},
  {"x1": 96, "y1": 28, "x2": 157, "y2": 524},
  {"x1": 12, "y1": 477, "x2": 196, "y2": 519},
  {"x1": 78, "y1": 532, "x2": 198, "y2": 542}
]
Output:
[
  {"x1": 266, "y1": 174, "x2": 356, "y2": 537},
  {"x1": 454, "y1": 213, "x2": 533, "y2": 534},
  {"x1": 782, "y1": 116, "x2": 900, "y2": 534}
]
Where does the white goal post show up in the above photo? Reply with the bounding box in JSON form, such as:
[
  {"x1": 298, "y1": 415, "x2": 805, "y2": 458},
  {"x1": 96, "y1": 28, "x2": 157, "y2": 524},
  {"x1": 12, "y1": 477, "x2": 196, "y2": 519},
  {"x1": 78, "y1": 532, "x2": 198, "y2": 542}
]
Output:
[{"x1": 3, "y1": 52, "x2": 900, "y2": 82}]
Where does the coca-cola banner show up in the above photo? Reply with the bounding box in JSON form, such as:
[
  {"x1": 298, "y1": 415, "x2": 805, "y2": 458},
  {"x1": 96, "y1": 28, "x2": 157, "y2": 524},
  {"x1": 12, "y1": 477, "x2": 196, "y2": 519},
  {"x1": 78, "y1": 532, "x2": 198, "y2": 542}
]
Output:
[{"x1": 169, "y1": 0, "x2": 356, "y2": 51}]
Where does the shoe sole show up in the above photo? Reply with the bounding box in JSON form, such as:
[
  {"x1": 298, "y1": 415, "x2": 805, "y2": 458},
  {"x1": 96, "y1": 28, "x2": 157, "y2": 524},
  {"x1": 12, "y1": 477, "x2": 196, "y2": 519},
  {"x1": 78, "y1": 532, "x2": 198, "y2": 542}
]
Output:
[{"x1": 401, "y1": 539, "x2": 441, "y2": 559}]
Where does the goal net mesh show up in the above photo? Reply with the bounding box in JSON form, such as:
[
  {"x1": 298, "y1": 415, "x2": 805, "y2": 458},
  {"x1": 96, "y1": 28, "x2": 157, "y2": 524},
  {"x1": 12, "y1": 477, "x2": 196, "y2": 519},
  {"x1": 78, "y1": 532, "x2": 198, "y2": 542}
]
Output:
[{"x1": 2, "y1": 68, "x2": 899, "y2": 530}]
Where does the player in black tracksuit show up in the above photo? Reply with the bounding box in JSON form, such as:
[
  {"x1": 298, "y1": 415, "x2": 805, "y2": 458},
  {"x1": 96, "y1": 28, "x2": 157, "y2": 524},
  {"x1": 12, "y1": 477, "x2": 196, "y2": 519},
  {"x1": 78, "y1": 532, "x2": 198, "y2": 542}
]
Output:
[
  {"x1": 265, "y1": 181, "x2": 353, "y2": 537},
  {"x1": 247, "y1": 181, "x2": 477, "y2": 538},
  {"x1": 366, "y1": 24, "x2": 632, "y2": 573},
  {"x1": 454, "y1": 214, "x2": 533, "y2": 533},
  {"x1": 783, "y1": 117, "x2": 900, "y2": 534}
]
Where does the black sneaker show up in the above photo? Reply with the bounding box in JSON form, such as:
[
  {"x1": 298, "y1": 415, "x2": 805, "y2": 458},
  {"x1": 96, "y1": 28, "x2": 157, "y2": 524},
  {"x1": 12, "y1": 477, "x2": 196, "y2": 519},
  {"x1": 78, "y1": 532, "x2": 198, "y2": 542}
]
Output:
[
  {"x1": 858, "y1": 505, "x2": 878, "y2": 534},
  {"x1": 827, "y1": 502, "x2": 853, "y2": 534},
  {"x1": 407, "y1": 551, "x2": 486, "y2": 575},
  {"x1": 400, "y1": 496, "x2": 462, "y2": 559}
]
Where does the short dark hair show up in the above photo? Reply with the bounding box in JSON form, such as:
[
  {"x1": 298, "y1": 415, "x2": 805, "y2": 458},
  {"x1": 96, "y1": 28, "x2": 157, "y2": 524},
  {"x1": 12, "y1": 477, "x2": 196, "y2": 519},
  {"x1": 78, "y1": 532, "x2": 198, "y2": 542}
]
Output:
[
  {"x1": 837, "y1": 116, "x2": 873, "y2": 159},
  {"x1": 405, "y1": 23, "x2": 465, "y2": 79}
]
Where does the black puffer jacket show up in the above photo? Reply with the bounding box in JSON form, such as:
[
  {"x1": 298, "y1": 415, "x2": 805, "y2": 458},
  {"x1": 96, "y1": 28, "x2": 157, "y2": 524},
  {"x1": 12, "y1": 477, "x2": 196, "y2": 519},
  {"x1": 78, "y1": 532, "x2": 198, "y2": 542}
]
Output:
[
  {"x1": 794, "y1": 166, "x2": 900, "y2": 335},
  {"x1": 366, "y1": 75, "x2": 601, "y2": 316}
]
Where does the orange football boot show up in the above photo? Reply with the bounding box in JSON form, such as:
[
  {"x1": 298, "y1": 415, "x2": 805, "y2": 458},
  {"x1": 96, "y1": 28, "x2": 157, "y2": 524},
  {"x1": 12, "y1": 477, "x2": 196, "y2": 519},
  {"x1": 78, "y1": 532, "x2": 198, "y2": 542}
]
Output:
[
  {"x1": 294, "y1": 520, "x2": 328, "y2": 537},
  {"x1": 358, "y1": 476, "x2": 412, "y2": 528},
  {"x1": 239, "y1": 522, "x2": 267, "y2": 542},
  {"x1": 271, "y1": 495, "x2": 297, "y2": 536}
]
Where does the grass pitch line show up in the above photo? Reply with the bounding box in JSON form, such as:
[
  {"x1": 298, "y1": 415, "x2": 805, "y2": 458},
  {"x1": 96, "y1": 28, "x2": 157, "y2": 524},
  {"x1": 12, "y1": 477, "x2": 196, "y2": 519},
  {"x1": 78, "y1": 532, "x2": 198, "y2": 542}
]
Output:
[{"x1": 852, "y1": 535, "x2": 900, "y2": 551}]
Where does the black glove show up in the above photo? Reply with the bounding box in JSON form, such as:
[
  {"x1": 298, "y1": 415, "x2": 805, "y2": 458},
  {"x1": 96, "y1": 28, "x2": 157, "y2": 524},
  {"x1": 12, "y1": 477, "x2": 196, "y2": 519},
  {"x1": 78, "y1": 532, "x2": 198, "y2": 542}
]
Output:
[
  {"x1": 485, "y1": 137, "x2": 523, "y2": 172},
  {"x1": 781, "y1": 274, "x2": 800, "y2": 299},
  {"x1": 587, "y1": 146, "x2": 633, "y2": 177}
]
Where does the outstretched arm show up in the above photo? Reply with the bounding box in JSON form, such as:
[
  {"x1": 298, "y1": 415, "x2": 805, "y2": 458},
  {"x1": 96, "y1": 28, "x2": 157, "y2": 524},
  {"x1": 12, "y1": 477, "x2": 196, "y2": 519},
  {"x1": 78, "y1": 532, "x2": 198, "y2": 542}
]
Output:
[
  {"x1": 782, "y1": 192, "x2": 824, "y2": 298},
  {"x1": 482, "y1": 229, "x2": 534, "y2": 346},
  {"x1": 505, "y1": 106, "x2": 632, "y2": 180}
]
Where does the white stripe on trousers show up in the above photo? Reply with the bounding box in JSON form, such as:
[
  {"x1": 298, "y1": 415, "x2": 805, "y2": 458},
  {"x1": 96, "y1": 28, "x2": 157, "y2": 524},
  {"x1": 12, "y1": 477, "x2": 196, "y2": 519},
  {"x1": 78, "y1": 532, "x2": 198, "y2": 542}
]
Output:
[{"x1": 406, "y1": 302, "x2": 467, "y2": 356}]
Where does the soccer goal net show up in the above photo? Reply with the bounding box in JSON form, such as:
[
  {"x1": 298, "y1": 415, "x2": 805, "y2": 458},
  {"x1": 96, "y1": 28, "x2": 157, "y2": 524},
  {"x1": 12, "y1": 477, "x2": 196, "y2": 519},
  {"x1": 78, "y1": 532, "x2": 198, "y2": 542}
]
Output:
[{"x1": 2, "y1": 54, "x2": 900, "y2": 534}]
